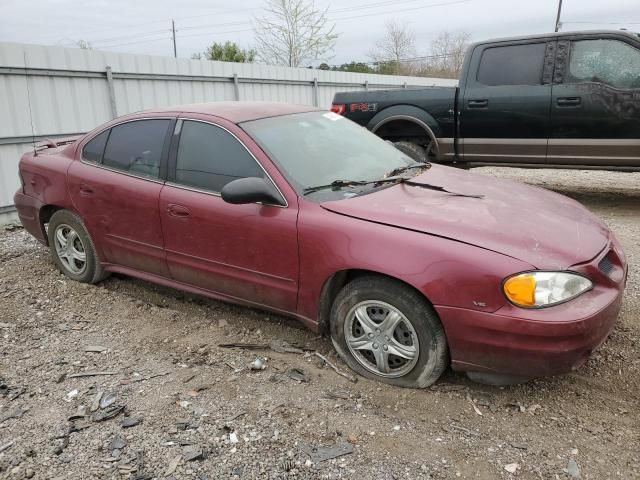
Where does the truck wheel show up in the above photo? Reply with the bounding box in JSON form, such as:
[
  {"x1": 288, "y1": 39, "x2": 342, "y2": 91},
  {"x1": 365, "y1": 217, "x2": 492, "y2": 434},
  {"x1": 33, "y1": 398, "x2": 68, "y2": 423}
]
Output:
[
  {"x1": 393, "y1": 141, "x2": 429, "y2": 163},
  {"x1": 48, "y1": 210, "x2": 108, "y2": 284},
  {"x1": 330, "y1": 276, "x2": 449, "y2": 388}
]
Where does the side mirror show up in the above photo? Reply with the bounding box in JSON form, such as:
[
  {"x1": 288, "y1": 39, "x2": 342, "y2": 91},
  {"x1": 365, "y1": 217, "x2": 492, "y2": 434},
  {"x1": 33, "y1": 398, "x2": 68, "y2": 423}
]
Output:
[{"x1": 221, "y1": 177, "x2": 284, "y2": 206}]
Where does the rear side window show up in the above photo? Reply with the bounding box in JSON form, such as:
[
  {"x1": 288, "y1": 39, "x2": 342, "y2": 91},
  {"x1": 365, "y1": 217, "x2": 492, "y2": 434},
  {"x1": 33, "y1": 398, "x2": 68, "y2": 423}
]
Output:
[
  {"x1": 82, "y1": 130, "x2": 109, "y2": 163},
  {"x1": 175, "y1": 120, "x2": 264, "y2": 192},
  {"x1": 103, "y1": 119, "x2": 170, "y2": 179},
  {"x1": 477, "y1": 43, "x2": 546, "y2": 86}
]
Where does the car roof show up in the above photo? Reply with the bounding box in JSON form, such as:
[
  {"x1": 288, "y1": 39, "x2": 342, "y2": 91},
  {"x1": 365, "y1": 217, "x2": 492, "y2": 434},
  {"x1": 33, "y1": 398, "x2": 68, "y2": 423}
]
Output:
[{"x1": 148, "y1": 101, "x2": 322, "y2": 123}]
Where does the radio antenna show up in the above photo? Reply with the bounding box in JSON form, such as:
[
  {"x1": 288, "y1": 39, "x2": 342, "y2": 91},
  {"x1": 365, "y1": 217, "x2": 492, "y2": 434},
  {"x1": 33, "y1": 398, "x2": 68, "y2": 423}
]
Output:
[{"x1": 23, "y1": 52, "x2": 37, "y2": 157}]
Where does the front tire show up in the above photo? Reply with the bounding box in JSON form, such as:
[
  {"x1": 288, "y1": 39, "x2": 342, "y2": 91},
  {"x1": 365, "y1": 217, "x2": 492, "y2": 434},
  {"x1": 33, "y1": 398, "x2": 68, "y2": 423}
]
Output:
[
  {"x1": 330, "y1": 276, "x2": 448, "y2": 388},
  {"x1": 48, "y1": 210, "x2": 107, "y2": 284}
]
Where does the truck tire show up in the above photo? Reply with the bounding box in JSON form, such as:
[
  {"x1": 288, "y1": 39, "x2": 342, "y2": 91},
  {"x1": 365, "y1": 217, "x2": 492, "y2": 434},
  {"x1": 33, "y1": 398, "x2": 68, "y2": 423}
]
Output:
[
  {"x1": 330, "y1": 275, "x2": 449, "y2": 388},
  {"x1": 393, "y1": 141, "x2": 429, "y2": 163}
]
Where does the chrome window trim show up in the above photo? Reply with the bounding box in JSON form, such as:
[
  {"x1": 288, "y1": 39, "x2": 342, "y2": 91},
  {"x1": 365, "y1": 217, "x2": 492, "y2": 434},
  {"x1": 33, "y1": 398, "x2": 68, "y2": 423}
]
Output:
[
  {"x1": 79, "y1": 116, "x2": 175, "y2": 185},
  {"x1": 171, "y1": 118, "x2": 289, "y2": 208}
]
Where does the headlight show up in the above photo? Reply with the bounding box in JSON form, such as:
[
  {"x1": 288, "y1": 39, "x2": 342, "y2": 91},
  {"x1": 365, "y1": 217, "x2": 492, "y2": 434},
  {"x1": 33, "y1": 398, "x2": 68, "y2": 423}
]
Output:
[{"x1": 503, "y1": 271, "x2": 593, "y2": 308}]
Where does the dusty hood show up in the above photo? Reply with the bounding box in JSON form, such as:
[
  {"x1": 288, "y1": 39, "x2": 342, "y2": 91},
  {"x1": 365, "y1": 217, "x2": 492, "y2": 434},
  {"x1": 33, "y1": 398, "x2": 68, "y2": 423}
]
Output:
[{"x1": 321, "y1": 165, "x2": 609, "y2": 269}]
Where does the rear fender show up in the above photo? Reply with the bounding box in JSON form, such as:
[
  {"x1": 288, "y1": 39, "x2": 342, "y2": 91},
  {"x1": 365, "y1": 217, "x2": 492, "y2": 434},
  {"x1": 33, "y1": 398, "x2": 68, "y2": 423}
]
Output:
[{"x1": 367, "y1": 105, "x2": 441, "y2": 156}]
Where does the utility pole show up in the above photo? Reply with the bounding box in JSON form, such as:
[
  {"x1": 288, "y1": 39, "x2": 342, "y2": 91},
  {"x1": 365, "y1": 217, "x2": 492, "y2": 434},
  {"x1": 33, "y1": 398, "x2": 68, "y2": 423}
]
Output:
[
  {"x1": 171, "y1": 19, "x2": 177, "y2": 58},
  {"x1": 554, "y1": 0, "x2": 563, "y2": 32}
]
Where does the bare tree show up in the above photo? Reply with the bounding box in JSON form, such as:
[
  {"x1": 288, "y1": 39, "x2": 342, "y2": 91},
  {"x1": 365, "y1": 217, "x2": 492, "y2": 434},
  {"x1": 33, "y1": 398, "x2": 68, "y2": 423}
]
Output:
[
  {"x1": 370, "y1": 20, "x2": 417, "y2": 75},
  {"x1": 420, "y1": 31, "x2": 470, "y2": 78},
  {"x1": 75, "y1": 39, "x2": 93, "y2": 50},
  {"x1": 253, "y1": 0, "x2": 338, "y2": 67}
]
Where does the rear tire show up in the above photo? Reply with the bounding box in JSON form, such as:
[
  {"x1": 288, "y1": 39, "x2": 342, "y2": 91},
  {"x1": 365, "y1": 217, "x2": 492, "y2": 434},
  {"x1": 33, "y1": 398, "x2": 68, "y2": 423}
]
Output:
[
  {"x1": 330, "y1": 276, "x2": 448, "y2": 388},
  {"x1": 48, "y1": 210, "x2": 108, "y2": 284},
  {"x1": 393, "y1": 141, "x2": 429, "y2": 163}
]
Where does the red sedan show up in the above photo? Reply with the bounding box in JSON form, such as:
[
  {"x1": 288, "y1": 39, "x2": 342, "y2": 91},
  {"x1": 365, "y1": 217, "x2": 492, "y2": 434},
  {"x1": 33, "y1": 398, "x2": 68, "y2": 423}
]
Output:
[{"x1": 14, "y1": 102, "x2": 627, "y2": 387}]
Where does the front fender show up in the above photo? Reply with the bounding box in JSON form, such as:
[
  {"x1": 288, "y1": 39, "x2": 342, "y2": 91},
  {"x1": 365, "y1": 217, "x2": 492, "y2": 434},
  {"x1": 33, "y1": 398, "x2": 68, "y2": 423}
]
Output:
[{"x1": 296, "y1": 201, "x2": 533, "y2": 329}]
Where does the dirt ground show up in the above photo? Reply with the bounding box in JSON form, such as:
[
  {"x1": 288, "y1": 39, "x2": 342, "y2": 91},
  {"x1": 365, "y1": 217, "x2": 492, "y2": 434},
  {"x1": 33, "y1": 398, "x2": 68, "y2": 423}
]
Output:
[{"x1": 0, "y1": 167, "x2": 638, "y2": 480}]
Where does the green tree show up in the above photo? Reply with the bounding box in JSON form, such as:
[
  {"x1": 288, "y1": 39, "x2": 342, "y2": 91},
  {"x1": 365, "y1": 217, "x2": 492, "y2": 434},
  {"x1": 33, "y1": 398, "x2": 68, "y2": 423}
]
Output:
[
  {"x1": 332, "y1": 62, "x2": 376, "y2": 74},
  {"x1": 194, "y1": 41, "x2": 256, "y2": 63}
]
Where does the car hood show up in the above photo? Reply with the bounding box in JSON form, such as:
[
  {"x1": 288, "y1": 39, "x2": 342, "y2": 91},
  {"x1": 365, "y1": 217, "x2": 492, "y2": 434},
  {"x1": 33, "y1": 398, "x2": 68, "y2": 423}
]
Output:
[{"x1": 320, "y1": 165, "x2": 609, "y2": 269}]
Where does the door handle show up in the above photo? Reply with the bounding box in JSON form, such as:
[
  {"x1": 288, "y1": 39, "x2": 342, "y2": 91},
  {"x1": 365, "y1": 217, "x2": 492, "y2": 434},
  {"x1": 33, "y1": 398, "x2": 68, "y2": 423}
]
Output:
[
  {"x1": 467, "y1": 99, "x2": 489, "y2": 109},
  {"x1": 79, "y1": 184, "x2": 94, "y2": 196},
  {"x1": 557, "y1": 96, "x2": 582, "y2": 107},
  {"x1": 166, "y1": 204, "x2": 190, "y2": 218}
]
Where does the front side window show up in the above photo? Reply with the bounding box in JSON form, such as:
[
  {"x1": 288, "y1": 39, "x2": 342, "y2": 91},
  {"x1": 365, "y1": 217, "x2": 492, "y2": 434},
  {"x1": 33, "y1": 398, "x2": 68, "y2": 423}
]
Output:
[
  {"x1": 82, "y1": 130, "x2": 109, "y2": 163},
  {"x1": 102, "y1": 119, "x2": 170, "y2": 179},
  {"x1": 568, "y1": 39, "x2": 640, "y2": 89},
  {"x1": 477, "y1": 43, "x2": 546, "y2": 86},
  {"x1": 242, "y1": 112, "x2": 417, "y2": 201},
  {"x1": 175, "y1": 120, "x2": 264, "y2": 193}
]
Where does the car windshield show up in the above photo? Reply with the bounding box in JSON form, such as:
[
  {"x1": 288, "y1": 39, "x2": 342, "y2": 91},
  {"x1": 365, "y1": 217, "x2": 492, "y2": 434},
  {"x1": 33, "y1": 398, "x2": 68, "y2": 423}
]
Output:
[{"x1": 241, "y1": 111, "x2": 424, "y2": 200}]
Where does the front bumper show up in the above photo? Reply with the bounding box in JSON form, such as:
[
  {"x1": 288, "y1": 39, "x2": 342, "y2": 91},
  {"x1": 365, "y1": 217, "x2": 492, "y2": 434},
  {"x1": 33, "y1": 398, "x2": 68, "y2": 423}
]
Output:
[
  {"x1": 14, "y1": 190, "x2": 47, "y2": 244},
  {"x1": 437, "y1": 239, "x2": 628, "y2": 378}
]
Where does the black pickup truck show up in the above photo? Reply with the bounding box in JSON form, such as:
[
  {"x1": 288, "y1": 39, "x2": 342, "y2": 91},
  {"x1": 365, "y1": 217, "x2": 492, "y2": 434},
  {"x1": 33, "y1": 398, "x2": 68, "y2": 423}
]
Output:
[{"x1": 332, "y1": 30, "x2": 640, "y2": 170}]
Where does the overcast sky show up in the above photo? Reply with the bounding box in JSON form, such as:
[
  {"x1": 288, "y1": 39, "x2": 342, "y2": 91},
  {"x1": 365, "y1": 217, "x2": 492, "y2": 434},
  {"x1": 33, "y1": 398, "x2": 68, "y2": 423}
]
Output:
[{"x1": 1, "y1": 0, "x2": 639, "y2": 65}]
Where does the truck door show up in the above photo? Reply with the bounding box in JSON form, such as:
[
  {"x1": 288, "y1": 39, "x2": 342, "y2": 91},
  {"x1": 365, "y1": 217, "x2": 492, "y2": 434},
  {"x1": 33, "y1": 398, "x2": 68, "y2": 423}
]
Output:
[
  {"x1": 549, "y1": 36, "x2": 640, "y2": 167},
  {"x1": 460, "y1": 40, "x2": 555, "y2": 164}
]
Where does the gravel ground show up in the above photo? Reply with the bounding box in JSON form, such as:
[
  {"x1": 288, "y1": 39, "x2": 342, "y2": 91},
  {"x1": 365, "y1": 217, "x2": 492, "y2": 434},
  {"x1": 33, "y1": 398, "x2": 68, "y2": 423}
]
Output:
[{"x1": 0, "y1": 167, "x2": 638, "y2": 480}]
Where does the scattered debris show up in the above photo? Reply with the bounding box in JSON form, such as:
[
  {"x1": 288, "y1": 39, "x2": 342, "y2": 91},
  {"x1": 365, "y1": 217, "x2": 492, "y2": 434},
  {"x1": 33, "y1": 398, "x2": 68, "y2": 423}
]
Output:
[
  {"x1": 164, "y1": 455, "x2": 181, "y2": 476},
  {"x1": 122, "y1": 416, "x2": 143, "y2": 428},
  {"x1": 0, "y1": 440, "x2": 14, "y2": 453},
  {"x1": 0, "y1": 382, "x2": 25, "y2": 401},
  {"x1": 100, "y1": 392, "x2": 118, "y2": 409},
  {"x1": 286, "y1": 367, "x2": 310, "y2": 383},
  {"x1": 510, "y1": 441, "x2": 528, "y2": 450},
  {"x1": 229, "y1": 432, "x2": 239, "y2": 444},
  {"x1": 90, "y1": 390, "x2": 104, "y2": 412},
  {"x1": 269, "y1": 339, "x2": 305, "y2": 354},
  {"x1": 67, "y1": 371, "x2": 118, "y2": 378},
  {"x1": 0, "y1": 407, "x2": 28, "y2": 425},
  {"x1": 448, "y1": 424, "x2": 481, "y2": 437},
  {"x1": 90, "y1": 404, "x2": 125, "y2": 422},
  {"x1": 312, "y1": 352, "x2": 357, "y2": 383},
  {"x1": 300, "y1": 442, "x2": 354, "y2": 463},
  {"x1": 84, "y1": 345, "x2": 107, "y2": 353},
  {"x1": 220, "y1": 342, "x2": 267, "y2": 350},
  {"x1": 0, "y1": 322, "x2": 15, "y2": 328},
  {"x1": 65, "y1": 389, "x2": 79, "y2": 402},
  {"x1": 225, "y1": 411, "x2": 248, "y2": 422},
  {"x1": 504, "y1": 463, "x2": 519, "y2": 473},
  {"x1": 567, "y1": 458, "x2": 581, "y2": 479},
  {"x1": 110, "y1": 435, "x2": 127, "y2": 451},
  {"x1": 322, "y1": 390, "x2": 351, "y2": 400},
  {"x1": 183, "y1": 445, "x2": 204, "y2": 462},
  {"x1": 250, "y1": 356, "x2": 267, "y2": 371}
]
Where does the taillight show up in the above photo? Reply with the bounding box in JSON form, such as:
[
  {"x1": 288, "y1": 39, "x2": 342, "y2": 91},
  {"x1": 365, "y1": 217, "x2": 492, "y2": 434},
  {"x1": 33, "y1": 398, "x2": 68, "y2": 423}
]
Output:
[{"x1": 330, "y1": 103, "x2": 346, "y2": 115}]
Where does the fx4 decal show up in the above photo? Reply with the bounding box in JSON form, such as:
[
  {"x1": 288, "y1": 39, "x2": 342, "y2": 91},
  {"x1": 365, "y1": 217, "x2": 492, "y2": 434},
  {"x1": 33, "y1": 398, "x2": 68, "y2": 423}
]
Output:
[{"x1": 350, "y1": 103, "x2": 378, "y2": 113}]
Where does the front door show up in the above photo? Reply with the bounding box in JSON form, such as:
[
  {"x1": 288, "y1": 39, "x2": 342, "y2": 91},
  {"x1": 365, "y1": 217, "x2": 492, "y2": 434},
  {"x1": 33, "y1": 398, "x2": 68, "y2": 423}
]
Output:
[
  {"x1": 68, "y1": 117, "x2": 174, "y2": 277},
  {"x1": 460, "y1": 41, "x2": 554, "y2": 164},
  {"x1": 549, "y1": 37, "x2": 640, "y2": 166},
  {"x1": 159, "y1": 118, "x2": 299, "y2": 312}
]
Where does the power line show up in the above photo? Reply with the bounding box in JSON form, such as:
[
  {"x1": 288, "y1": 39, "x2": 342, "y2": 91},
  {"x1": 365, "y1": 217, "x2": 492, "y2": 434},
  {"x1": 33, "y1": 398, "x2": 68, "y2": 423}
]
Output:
[{"x1": 87, "y1": 0, "x2": 470, "y2": 48}]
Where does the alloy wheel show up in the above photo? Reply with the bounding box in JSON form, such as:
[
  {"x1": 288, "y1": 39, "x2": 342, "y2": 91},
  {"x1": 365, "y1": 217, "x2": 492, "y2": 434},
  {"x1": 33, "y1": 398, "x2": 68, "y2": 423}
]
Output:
[
  {"x1": 53, "y1": 224, "x2": 87, "y2": 275},
  {"x1": 345, "y1": 300, "x2": 419, "y2": 378}
]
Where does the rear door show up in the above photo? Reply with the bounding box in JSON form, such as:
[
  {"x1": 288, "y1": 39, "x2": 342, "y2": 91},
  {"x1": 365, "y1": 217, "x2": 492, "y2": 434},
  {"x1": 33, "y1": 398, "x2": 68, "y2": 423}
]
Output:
[
  {"x1": 159, "y1": 116, "x2": 299, "y2": 312},
  {"x1": 68, "y1": 117, "x2": 174, "y2": 277},
  {"x1": 460, "y1": 40, "x2": 555, "y2": 164},
  {"x1": 549, "y1": 36, "x2": 640, "y2": 166}
]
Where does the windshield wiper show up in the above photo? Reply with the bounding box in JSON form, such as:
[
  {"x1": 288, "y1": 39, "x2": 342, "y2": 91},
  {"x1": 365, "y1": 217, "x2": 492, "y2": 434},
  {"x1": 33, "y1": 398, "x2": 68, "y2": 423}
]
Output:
[
  {"x1": 303, "y1": 177, "x2": 405, "y2": 195},
  {"x1": 385, "y1": 163, "x2": 431, "y2": 178}
]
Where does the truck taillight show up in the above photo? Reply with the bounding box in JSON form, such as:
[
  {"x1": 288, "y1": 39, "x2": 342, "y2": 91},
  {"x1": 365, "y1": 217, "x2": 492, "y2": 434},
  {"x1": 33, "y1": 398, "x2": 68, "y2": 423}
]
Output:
[{"x1": 330, "y1": 103, "x2": 346, "y2": 115}]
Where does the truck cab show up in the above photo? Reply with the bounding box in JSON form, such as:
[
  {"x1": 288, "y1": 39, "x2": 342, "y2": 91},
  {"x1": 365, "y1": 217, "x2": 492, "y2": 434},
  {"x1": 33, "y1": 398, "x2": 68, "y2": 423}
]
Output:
[{"x1": 333, "y1": 30, "x2": 640, "y2": 170}]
